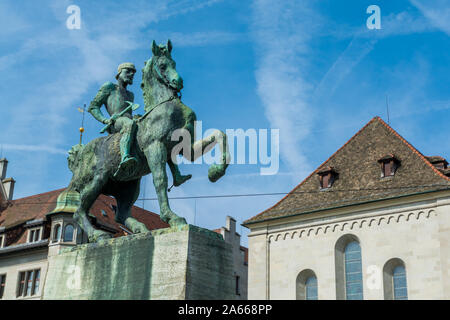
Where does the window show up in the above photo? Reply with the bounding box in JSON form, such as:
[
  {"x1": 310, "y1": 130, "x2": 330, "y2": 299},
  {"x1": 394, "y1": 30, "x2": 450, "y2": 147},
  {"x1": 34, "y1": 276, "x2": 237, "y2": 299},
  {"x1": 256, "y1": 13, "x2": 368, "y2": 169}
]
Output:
[
  {"x1": 378, "y1": 154, "x2": 400, "y2": 178},
  {"x1": 383, "y1": 258, "x2": 408, "y2": 300},
  {"x1": 0, "y1": 274, "x2": 6, "y2": 299},
  {"x1": 393, "y1": 266, "x2": 407, "y2": 300},
  {"x1": 335, "y1": 234, "x2": 363, "y2": 300},
  {"x1": 28, "y1": 228, "x2": 41, "y2": 243},
  {"x1": 53, "y1": 224, "x2": 61, "y2": 242},
  {"x1": 344, "y1": 241, "x2": 363, "y2": 300},
  {"x1": 318, "y1": 167, "x2": 338, "y2": 189},
  {"x1": 296, "y1": 269, "x2": 318, "y2": 300},
  {"x1": 305, "y1": 276, "x2": 318, "y2": 300},
  {"x1": 63, "y1": 224, "x2": 74, "y2": 242},
  {"x1": 235, "y1": 276, "x2": 240, "y2": 296},
  {"x1": 17, "y1": 269, "x2": 40, "y2": 298},
  {"x1": 0, "y1": 235, "x2": 4, "y2": 248}
]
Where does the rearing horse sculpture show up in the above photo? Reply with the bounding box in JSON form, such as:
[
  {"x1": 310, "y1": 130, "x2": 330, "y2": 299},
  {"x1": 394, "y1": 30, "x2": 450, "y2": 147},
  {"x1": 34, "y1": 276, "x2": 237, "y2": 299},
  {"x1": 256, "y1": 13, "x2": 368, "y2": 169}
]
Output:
[{"x1": 65, "y1": 40, "x2": 230, "y2": 242}]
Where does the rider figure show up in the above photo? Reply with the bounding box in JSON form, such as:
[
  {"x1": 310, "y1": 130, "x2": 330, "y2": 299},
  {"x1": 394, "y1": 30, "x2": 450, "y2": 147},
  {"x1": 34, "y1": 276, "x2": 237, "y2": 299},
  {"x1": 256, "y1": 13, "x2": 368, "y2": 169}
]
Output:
[
  {"x1": 88, "y1": 62, "x2": 138, "y2": 177},
  {"x1": 88, "y1": 62, "x2": 192, "y2": 186}
]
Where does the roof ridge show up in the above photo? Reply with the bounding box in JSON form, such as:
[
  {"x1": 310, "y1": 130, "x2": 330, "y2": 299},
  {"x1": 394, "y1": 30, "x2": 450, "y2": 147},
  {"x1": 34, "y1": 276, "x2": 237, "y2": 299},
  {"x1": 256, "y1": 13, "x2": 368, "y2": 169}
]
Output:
[
  {"x1": 11, "y1": 188, "x2": 66, "y2": 202},
  {"x1": 245, "y1": 116, "x2": 380, "y2": 223},
  {"x1": 375, "y1": 117, "x2": 450, "y2": 181}
]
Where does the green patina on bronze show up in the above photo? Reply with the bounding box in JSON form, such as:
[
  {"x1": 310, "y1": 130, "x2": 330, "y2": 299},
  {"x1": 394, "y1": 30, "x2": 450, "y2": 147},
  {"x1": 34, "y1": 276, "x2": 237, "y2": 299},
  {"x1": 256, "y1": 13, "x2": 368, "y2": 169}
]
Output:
[
  {"x1": 42, "y1": 225, "x2": 235, "y2": 300},
  {"x1": 64, "y1": 40, "x2": 230, "y2": 242}
]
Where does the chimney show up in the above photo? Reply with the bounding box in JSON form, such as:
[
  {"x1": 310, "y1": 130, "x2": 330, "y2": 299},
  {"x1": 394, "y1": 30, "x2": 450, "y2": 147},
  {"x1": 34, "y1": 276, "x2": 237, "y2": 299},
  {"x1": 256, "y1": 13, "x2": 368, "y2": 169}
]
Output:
[
  {"x1": 0, "y1": 158, "x2": 15, "y2": 200},
  {"x1": 226, "y1": 216, "x2": 236, "y2": 234},
  {"x1": 0, "y1": 158, "x2": 7, "y2": 180},
  {"x1": 2, "y1": 178, "x2": 15, "y2": 200}
]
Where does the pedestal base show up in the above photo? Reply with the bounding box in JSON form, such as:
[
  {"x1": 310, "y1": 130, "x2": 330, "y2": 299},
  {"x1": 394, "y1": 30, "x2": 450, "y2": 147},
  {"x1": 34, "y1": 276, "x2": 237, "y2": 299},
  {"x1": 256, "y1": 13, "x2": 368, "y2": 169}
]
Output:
[{"x1": 42, "y1": 225, "x2": 235, "y2": 300}]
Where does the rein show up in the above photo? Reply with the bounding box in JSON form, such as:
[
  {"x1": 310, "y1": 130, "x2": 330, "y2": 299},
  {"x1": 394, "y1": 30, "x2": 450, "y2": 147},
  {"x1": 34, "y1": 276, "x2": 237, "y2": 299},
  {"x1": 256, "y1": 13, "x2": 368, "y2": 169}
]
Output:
[
  {"x1": 138, "y1": 58, "x2": 181, "y2": 122},
  {"x1": 138, "y1": 95, "x2": 178, "y2": 122},
  {"x1": 138, "y1": 57, "x2": 185, "y2": 122}
]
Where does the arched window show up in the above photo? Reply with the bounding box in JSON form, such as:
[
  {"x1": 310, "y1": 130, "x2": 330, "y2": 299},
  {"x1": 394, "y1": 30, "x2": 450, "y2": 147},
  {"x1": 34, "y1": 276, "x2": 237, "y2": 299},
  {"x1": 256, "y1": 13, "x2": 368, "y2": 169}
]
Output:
[
  {"x1": 296, "y1": 269, "x2": 318, "y2": 300},
  {"x1": 335, "y1": 234, "x2": 363, "y2": 300},
  {"x1": 53, "y1": 224, "x2": 61, "y2": 242},
  {"x1": 344, "y1": 241, "x2": 363, "y2": 300},
  {"x1": 383, "y1": 258, "x2": 408, "y2": 300},
  {"x1": 63, "y1": 224, "x2": 74, "y2": 242},
  {"x1": 305, "y1": 276, "x2": 318, "y2": 300}
]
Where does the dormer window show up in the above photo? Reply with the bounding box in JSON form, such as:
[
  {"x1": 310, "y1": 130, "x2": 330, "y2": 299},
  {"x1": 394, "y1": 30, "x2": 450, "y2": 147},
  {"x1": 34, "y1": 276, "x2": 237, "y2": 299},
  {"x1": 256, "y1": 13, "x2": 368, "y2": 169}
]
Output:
[
  {"x1": 426, "y1": 156, "x2": 448, "y2": 170},
  {"x1": 318, "y1": 167, "x2": 338, "y2": 189},
  {"x1": 25, "y1": 219, "x2": 44, "y2": 243},
  {"x1": 378, "y1": 154, "x2": 400, "y2": 178},
  {"x1": 28, "y1": 227, "x2": 42, "y2": 243}
]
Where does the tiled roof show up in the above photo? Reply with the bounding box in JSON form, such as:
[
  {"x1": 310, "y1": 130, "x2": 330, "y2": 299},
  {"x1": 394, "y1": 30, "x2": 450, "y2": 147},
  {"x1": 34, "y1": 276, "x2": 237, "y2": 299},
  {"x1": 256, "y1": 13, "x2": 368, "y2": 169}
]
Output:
[
  {"x1": 244, "y1": 117, "x2": 450, "y2": 225},
  {"x1": 0, "y1": 188, "x2": 169, "y2": 245}
]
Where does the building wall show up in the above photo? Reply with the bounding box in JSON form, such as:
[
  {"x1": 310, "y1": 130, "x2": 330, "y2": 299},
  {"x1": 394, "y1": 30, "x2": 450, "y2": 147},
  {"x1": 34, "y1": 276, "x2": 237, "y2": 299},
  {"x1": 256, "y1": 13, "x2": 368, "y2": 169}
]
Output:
[
  {"x1": 248, "y1": 230, "x2": 268, "y2": 299},
  {"x1": 217, "y1": 216, "x2": 248, "y2": 299},
  {"x1": 0, "y1": 248, "x2": 49, "y2": 300},
  {"x1": 247, "y1": 192, "x2": 450, "y2": 300}
]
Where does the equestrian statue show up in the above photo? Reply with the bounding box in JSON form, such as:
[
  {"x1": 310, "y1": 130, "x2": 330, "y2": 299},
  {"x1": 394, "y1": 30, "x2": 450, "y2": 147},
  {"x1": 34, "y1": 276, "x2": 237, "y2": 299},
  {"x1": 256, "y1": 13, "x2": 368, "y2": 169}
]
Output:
[{"x1": 64, "y1": 40, "x2": 230, "y2": 242}]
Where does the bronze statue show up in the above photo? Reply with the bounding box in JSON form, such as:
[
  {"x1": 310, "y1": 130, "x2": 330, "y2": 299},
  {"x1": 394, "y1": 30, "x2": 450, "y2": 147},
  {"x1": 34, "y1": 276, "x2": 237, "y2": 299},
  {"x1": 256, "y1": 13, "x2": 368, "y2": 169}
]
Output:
[
  {"x1": 88, "y1": 62, "x2": 138, "y2": 177},
  {"x1": 64, "y1": 40, "x2": 230, "y2": 242}
]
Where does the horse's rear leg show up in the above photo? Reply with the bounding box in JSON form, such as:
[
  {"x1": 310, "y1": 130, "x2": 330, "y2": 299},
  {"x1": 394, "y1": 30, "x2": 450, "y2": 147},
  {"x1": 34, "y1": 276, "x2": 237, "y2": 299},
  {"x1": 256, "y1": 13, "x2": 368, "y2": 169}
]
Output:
[
  {"x1": 147, "y1": 141, "x2": 187, "y2": 228},
  {"x1": 74, "y1": 177, "x2": 112, "y2": 242},
  {"x1": 115, "y1": 179, "x2": 149, "y2": 234}
]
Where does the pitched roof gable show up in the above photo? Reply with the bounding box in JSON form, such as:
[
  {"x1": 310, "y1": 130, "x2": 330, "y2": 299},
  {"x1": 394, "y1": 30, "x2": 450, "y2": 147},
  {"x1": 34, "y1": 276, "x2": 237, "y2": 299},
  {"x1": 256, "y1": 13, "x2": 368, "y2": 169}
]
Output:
[{"x1": 244, "y1": 117, "x2": 450, "y2": 225}]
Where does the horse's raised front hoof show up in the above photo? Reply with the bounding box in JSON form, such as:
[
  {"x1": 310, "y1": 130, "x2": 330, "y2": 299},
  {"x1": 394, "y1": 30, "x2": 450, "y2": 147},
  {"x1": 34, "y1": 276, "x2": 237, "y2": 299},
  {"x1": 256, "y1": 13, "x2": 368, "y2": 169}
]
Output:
[
  {"x1": 208, "y1": 164, "x2": 227, "y2": 182},
  {"x1": 89, "y1": 230, "x2": 113, "y2": 243}
]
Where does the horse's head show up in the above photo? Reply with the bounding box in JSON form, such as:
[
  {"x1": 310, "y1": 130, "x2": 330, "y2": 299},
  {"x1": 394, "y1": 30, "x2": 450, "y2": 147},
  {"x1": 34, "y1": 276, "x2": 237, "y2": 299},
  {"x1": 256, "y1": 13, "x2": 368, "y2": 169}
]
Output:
[
  {"x1": 142, "y1": 40, "x2": 183, "y2": 93},
  {"x1": 141, "y1": 40, "x2": 184, "y2": 110}
]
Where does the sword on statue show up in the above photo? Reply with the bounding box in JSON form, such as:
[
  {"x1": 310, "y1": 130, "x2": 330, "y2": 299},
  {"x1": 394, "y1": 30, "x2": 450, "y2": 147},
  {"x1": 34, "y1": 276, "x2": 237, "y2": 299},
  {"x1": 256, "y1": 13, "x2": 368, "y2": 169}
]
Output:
[{"x1": 100, "y1": 101, "x2": 140, "y2": 134}]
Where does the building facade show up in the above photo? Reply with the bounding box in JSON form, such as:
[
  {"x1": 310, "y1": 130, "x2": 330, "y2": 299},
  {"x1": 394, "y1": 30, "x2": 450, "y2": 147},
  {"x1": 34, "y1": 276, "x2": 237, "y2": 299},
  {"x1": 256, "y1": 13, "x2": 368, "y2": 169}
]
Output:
[
  {"x1": 244, "y1": 117, "x2": 450, "y2": 300},
  {"x1": 214, "y1": 216, "x2": 248, "y2": 299}
]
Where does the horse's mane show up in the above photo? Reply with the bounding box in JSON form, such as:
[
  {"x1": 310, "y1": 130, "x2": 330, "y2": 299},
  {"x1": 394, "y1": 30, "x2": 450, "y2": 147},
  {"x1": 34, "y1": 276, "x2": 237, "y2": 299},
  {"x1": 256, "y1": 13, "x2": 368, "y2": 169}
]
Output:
[{"x1": 141, "y1": 57, "x2": 154, "y2": 112}]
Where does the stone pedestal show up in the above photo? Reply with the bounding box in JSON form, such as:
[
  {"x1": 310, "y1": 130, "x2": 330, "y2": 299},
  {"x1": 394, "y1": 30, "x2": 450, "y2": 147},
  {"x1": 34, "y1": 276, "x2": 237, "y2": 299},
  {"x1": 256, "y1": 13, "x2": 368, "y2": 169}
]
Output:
[{"x1": 41, "y1": 225, "x2": 235, "y2": 300}]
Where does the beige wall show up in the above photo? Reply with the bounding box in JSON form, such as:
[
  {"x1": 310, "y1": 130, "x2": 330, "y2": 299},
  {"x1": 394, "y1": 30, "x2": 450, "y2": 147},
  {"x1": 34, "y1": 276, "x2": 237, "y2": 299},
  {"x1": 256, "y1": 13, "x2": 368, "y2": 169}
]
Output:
[
  {"x1": 0, "y1": 248, "x2": 49, "y2": 300},
  {"x1": 247, "y1": 192, "x2": 450, "y2": 300}
]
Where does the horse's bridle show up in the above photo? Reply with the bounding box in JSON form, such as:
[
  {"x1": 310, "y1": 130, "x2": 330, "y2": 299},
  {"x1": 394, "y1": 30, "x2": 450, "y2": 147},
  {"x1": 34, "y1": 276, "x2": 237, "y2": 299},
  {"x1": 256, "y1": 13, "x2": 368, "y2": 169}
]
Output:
[{"x1": 138, "y1": 58, "x2": 182, "y2": 122}]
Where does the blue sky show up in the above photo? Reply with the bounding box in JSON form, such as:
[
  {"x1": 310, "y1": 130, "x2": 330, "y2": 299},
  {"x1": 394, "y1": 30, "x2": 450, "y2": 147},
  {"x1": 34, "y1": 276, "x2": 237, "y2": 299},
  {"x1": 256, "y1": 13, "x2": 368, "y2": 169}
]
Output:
[{"x1": 1, "y1": 0, "x2": 449, "y2": 246}]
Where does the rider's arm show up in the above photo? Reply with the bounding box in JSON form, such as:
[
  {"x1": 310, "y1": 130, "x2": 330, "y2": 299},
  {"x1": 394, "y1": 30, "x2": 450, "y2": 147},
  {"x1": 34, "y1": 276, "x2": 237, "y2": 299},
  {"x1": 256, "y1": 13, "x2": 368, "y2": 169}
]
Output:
[{"x1": 88, "y1": 82, "x2": 115, "y2": 124}]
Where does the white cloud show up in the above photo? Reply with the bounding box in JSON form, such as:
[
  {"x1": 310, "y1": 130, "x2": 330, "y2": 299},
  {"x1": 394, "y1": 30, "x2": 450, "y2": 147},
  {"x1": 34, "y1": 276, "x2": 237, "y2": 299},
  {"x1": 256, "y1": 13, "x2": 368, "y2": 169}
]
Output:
[
  {"x1": 151, "y1": 31, "x2": 245, "y2": 47},
  {"x1": 251, "y1": 0, "x2": 322, "y2": 181},
  {"x1": 0, "y1": 0, "x2": 228, "y2": 198},
  {"x1": 0, "y1": 2, "x2": 30, "y2": 38},
  {"x1": 1, "y1": 144, "x2": 67, "y2": 155},
  {"x1": 314, "y1": 38, "x2": 377, "y2": 99},
  {"x1": 410, "y1": 0, "x2": 450, "y2": 35}
]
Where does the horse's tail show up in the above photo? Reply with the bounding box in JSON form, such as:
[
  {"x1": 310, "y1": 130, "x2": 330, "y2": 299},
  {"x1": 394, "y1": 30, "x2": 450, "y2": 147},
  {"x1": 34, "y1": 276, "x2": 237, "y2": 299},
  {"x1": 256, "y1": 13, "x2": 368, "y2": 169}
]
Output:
[{"x1": 67, "y1": 144, "x2": 85, "y2": 174}]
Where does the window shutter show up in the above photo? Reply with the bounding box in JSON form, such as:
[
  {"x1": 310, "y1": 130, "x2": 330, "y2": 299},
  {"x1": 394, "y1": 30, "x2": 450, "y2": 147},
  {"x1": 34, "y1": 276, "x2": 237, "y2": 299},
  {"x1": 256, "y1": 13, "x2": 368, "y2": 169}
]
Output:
[{"x1": 322, "y1": 174, "x2": 329, "y2": 188}]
